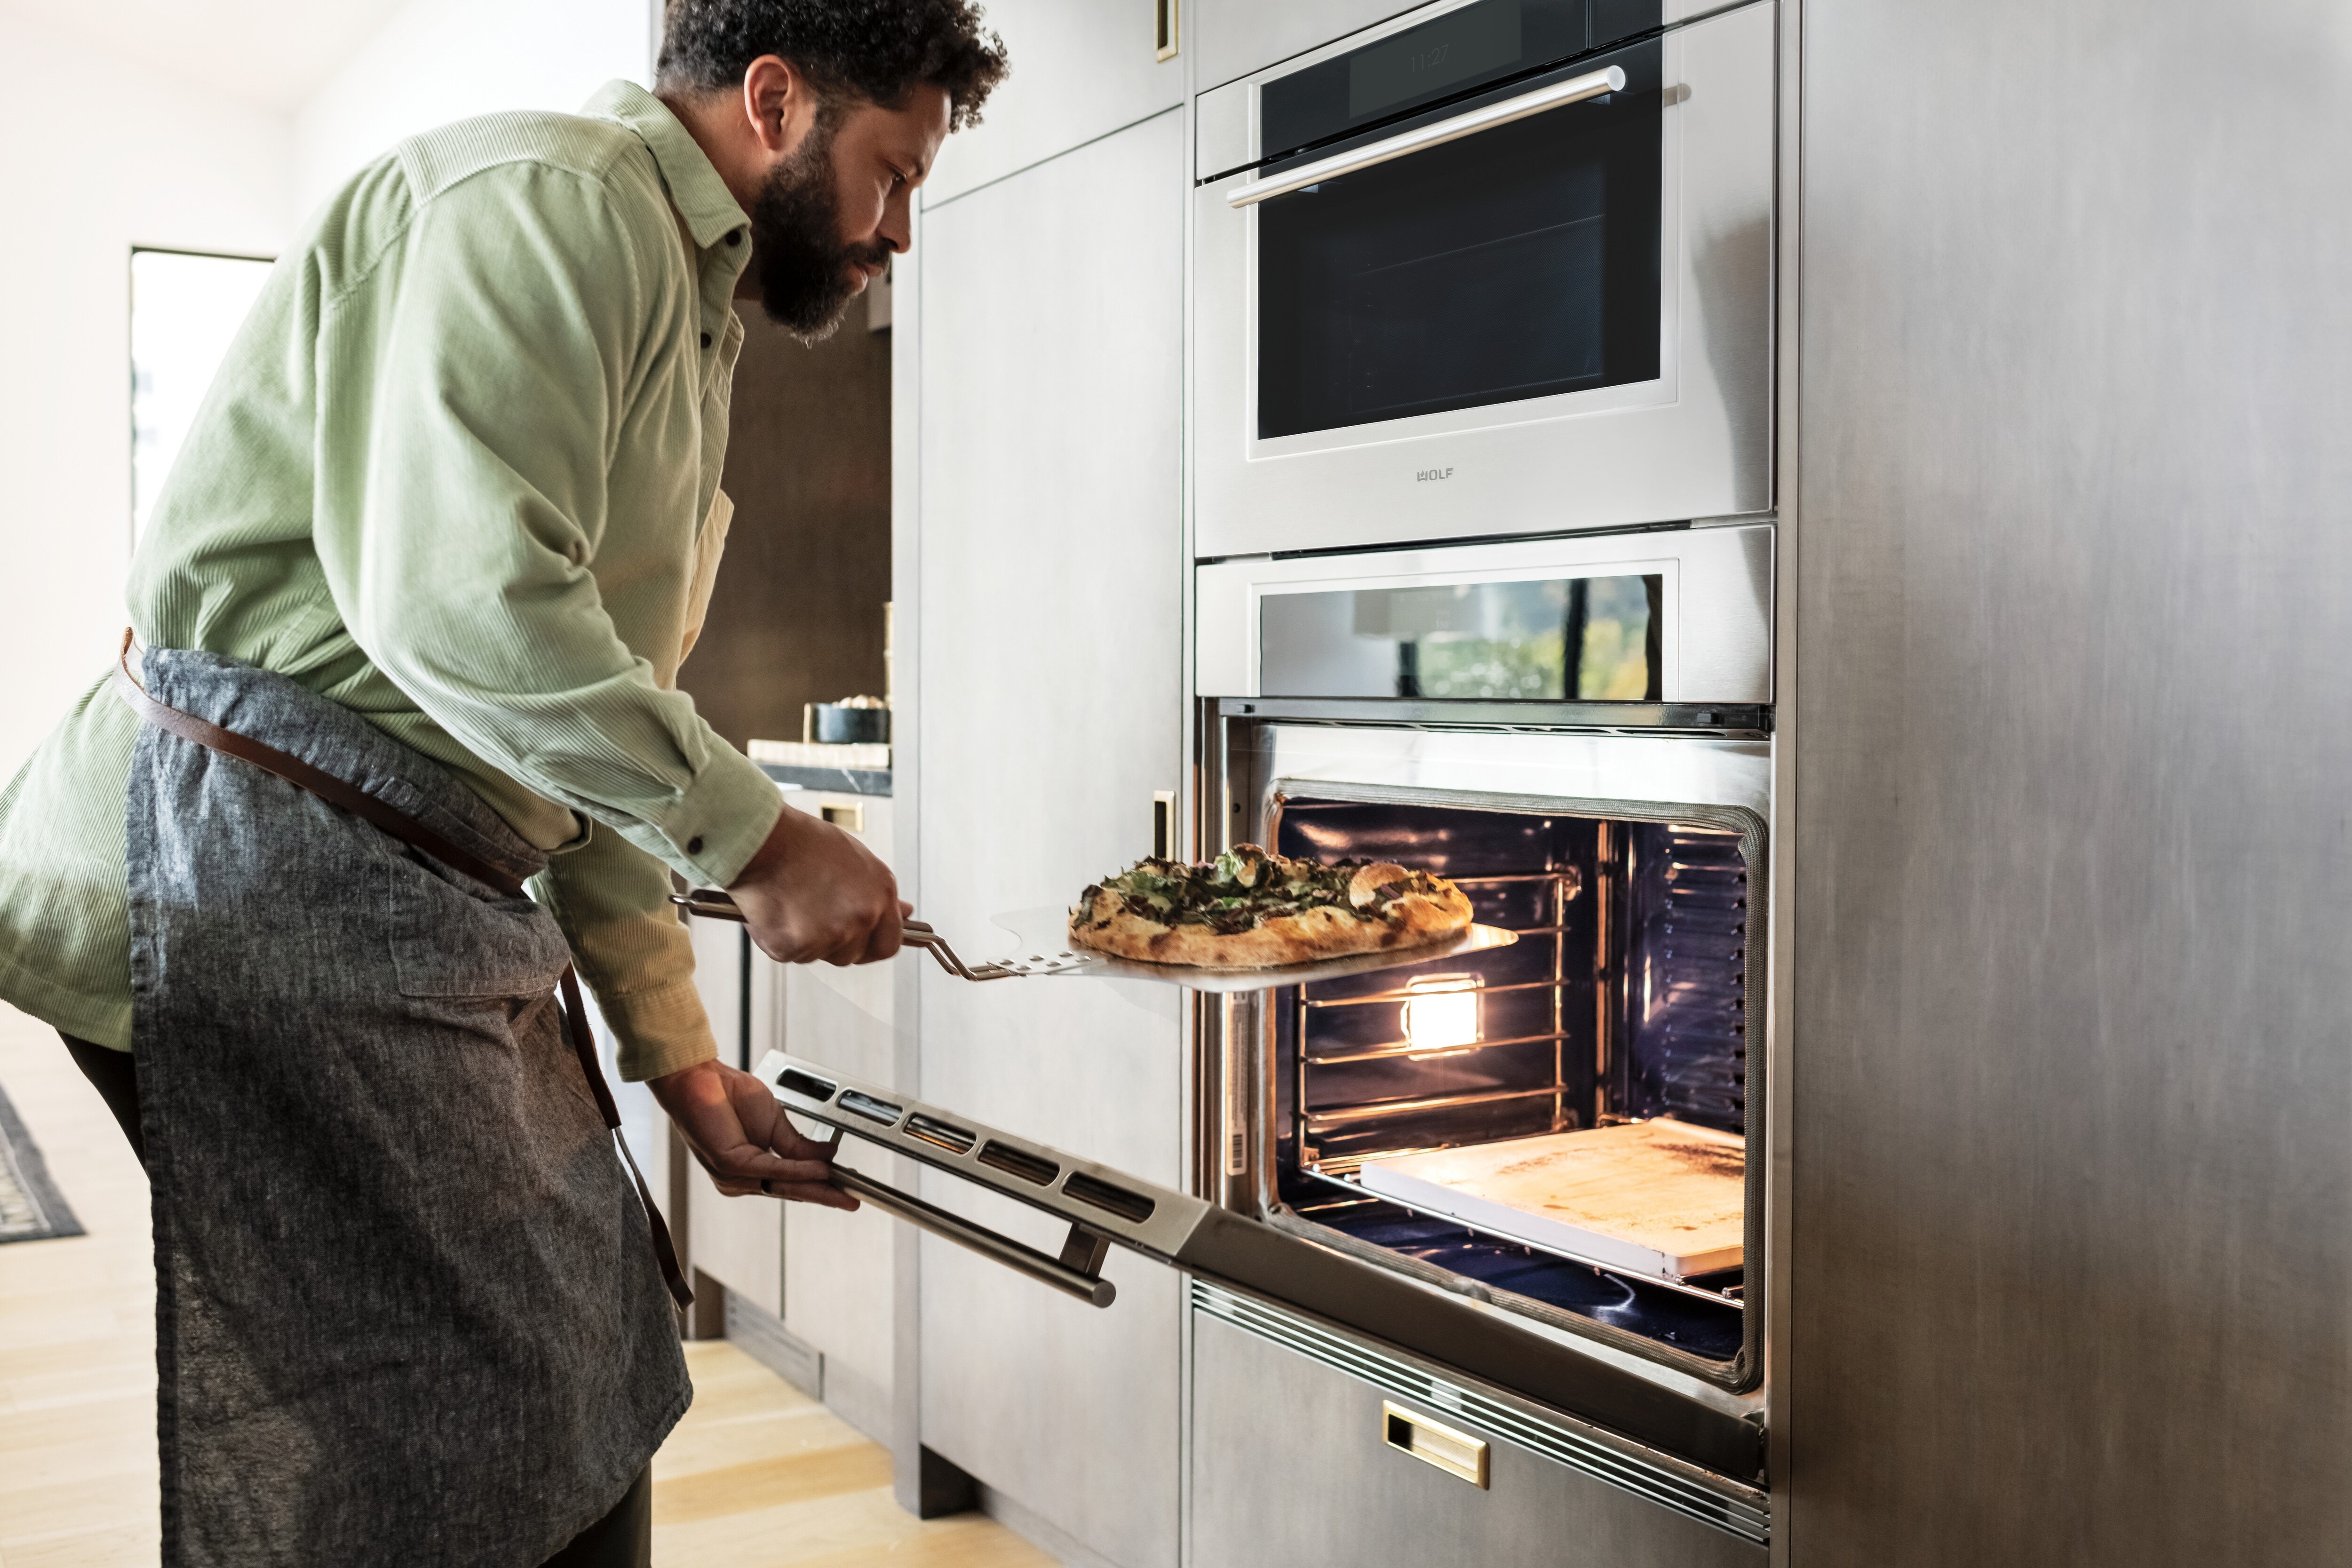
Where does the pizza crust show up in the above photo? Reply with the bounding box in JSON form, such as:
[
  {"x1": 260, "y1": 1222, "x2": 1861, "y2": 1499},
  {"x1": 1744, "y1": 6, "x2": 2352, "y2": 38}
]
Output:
[{"x1": 1067, "y1": 854, "x2": 1474, "y2": 969}]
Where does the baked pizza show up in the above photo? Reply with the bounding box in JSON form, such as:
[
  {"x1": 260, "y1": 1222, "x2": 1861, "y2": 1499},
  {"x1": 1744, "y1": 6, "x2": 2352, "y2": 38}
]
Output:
[{"x1": 1069, "y1": 844, "x2": 1475, "y2": 968}]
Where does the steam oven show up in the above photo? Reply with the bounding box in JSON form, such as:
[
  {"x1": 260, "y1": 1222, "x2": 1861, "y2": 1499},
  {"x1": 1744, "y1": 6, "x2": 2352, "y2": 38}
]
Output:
[{"x1": 1192, "y1": 0, "x2": 1777, "y2": 558}]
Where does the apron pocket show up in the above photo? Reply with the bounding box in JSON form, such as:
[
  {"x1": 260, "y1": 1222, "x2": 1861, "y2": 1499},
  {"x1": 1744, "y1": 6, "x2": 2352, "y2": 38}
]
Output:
[{"x1": 386, "y1": 853, "x2": 571, "y2": 999}]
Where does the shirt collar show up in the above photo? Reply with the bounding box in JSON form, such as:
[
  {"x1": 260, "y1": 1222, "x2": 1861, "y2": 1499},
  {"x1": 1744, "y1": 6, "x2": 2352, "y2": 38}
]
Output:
[{"x1": 581, "y1": 80, "x2": 751, "y2": 253}]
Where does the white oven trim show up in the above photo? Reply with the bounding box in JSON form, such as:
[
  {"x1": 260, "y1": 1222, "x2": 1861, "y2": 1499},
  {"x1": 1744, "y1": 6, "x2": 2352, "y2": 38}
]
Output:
[{"x1": 1260, "y1": 724, "x2": 1772, "y2": 821}]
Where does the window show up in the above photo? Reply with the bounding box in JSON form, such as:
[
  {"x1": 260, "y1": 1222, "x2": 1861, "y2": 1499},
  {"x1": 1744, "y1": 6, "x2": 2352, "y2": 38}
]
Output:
[{"x1": 130, "y1": 248, "x2": 273, "y2": 542}]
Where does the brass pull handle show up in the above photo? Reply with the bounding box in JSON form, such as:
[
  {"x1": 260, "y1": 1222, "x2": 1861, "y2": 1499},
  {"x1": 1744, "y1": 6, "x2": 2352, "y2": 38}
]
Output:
[
  {"x1": 1382, "y1": 1401, "x2": 1490, "y2": 1488},
  {"x1": 1154, "y1": 0, "x2": 1177, "y2": 61},
  {"x1": 1152, "y1": 790, "x2": 1176, "y2": 860}
]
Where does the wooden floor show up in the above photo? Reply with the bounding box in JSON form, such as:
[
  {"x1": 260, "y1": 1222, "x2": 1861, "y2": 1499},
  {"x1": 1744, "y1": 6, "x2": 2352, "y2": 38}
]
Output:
[{"x1": 0, "y1": 1003, "x2": 1053, "y2": 1568}]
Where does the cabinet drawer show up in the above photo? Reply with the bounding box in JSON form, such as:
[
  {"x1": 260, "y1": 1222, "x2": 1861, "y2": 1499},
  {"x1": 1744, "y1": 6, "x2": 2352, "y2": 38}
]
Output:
[{"x1": 1189, "y1": 1302, "x2": 1767, "y2": 1567}]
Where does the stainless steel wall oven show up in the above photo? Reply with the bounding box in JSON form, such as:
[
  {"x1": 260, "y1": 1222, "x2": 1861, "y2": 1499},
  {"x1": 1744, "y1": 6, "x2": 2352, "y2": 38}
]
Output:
[
  {"x1": 1192, "y1": 0, "x2": 1777, "y2": 557},
  {"x1": 745, "y1": 527, "x2": 1775, "y2": 1535}
]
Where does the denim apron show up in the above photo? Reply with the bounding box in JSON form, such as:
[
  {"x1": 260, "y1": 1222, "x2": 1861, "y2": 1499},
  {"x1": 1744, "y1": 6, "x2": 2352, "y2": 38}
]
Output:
[{"x1": 123, "y1": 647, "x2": 689, "y2": 1568}]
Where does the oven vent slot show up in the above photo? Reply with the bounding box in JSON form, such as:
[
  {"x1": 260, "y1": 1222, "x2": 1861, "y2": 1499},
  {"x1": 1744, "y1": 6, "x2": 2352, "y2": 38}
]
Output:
[
  {"x1": 775, "y1": 1068, "x2": 839, "y2": 1102},
  {"x1": 1063, "y1": 1171, "x2": 1157, "y2": 1224},
  {"x1": 837, "y1": 1090, "x2": 904, "y2": 1127},
  {"x1": 978, "y1": 1141, "x2": 1059, "y2": 1186},
  {"x1": 905, "y1": 1114, "x2": 977, "y2": 1155}
]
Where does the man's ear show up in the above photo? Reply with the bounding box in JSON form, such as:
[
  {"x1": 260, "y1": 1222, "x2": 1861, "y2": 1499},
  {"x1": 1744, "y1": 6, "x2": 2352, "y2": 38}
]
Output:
[{"x1": 740, "y1": 55, "x2": 818, "y2": 158}]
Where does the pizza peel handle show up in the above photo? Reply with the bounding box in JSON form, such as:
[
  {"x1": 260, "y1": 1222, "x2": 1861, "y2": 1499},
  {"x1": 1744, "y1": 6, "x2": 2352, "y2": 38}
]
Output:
[
  {"x1": 666, "y1": 891, "x2": 1067, "y2": 980},
  {"x1": 667, "y1": 891, "x2": 1515, "y2": 992}
]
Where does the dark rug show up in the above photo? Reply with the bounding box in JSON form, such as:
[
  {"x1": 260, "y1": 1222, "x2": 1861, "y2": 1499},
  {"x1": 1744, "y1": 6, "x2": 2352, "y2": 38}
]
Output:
[{"x1": 0, "y1": 1077, "x2": 84, "y2": 1242}]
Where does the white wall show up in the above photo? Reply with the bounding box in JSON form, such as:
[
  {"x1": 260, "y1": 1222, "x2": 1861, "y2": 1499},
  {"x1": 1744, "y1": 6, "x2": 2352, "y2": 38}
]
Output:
[
  {"x1": 294, "y1": 0, "x2": 657, "y2": 208},
  {"x1": 0, "y1": 0, "x2": 661, "y2": 782},
  {"x1": 0, "y1": 16, "x2": 296, "y2": 781}
]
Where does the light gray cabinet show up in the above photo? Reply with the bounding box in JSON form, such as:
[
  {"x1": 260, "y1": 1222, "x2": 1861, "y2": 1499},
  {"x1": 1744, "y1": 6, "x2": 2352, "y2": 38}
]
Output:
[
  {"x1": 921, "y1": 0, "x2": 1183, "y2": 207},
  {"x1": 776, "y1": 791, "x2": 899, "y2": 1442},
  {"x1": 911, "y1": 107, "x2": 1188, "y2": 1567},
  {"x1": 672, "y1": 793, "x2": 901, "y2": 1443},
  {"x1": 682, "y1": 908, "x2": 782, "y2": 1317}
]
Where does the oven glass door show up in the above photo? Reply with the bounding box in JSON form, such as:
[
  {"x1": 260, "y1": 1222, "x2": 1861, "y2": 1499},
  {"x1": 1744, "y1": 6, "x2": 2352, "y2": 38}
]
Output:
[{"x1": 1254, "y1": 2, "x2": 1664, "y2": 441}]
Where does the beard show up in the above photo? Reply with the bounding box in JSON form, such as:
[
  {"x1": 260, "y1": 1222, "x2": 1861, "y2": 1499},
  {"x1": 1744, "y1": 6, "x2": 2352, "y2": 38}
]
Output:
[{"x1": 748, "y1": 114, "x2": 892, "y2": 343}]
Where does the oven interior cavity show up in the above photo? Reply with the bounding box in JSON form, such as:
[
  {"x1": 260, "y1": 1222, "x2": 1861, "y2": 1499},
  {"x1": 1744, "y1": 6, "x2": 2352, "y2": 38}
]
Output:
[{"x1": 1272, "y1": 796, "x2": 1749, "y2": 1362}]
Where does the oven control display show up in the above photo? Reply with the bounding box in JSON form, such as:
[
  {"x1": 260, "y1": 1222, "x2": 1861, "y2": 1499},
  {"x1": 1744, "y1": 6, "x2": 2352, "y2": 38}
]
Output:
[{"x1": 1349, "y1": 1, "x2": 1526, "y2": 118}]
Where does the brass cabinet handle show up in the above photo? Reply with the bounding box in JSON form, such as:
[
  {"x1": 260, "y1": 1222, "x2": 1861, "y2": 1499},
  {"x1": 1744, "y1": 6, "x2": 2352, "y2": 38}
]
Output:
[{"x1": 1383, "y1": 1401, "x2": 1492, "y2": 1488}]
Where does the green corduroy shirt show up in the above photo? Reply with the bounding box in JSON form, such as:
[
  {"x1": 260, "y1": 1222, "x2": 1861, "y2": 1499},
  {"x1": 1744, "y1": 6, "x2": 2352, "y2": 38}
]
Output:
[{"x1": 0, "y1": 81, "x2": 785, "y2": 1080}]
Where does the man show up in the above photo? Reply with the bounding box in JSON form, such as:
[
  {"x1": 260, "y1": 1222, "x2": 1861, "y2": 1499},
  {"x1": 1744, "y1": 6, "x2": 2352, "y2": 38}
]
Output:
[{"x1": 0, "y1": 2, "x2": 1006, "y2": 1563}]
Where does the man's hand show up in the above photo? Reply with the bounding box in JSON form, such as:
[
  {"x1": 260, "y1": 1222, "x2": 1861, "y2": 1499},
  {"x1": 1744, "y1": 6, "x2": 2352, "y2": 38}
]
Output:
[
  {"x1": 648, "y1": 1057, "x2": 859, "y2": 1209},
  {"x1": 728, "y1": 801, "x2": 910, "y2": 965}
]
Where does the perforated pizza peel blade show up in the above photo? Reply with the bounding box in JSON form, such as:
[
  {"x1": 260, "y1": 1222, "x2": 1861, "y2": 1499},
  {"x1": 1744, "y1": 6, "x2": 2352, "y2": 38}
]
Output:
[{"x1": 979, "y1": 907, "x2": 1518, "y2": 994}]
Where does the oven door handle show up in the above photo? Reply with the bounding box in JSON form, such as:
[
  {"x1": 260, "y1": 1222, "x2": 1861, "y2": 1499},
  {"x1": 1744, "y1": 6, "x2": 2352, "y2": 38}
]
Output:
[
  {"x1": 827, "y1": 1165, "x2": 1118, "y2": 1308},
  {"x1": 1224, "y1": 64, "x2": 1627, "y2": 209}
]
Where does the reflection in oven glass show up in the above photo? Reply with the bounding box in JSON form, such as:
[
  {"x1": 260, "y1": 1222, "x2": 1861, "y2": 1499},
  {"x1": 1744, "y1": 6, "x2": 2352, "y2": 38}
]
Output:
[{"x1": 1260, "y1": 574, "x2": 1662, "y2": 701}]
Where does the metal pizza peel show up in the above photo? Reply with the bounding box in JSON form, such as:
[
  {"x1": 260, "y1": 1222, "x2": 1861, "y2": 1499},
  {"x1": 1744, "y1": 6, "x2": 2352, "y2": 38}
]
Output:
[{"x1": 670, "y1": 890, "x2": 1516, "y2": 993}]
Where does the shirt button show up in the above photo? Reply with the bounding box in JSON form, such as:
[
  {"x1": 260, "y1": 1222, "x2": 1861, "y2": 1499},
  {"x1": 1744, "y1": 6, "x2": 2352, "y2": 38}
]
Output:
[
  {"x1": 699, "y1": 331, "x2": 712, "y2": 348},
  {"x1": 687, "y1": 836, "x2": 705, "y2": 855},
  {"x1": 726, "y1": 229, "x2": 743, "y2": 246}
]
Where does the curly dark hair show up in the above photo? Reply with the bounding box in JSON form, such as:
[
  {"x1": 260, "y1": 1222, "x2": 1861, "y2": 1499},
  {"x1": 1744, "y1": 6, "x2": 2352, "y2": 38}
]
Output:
[{"x1": 657, "y1": 0, "x2": 1009, "y2": 131}]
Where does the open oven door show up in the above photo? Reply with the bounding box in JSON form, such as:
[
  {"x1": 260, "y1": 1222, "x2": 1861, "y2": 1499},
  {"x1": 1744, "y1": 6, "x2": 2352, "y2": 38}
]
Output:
[{"x1": 755, "y1": 1049, "x2": 1764, "y2": 1485}]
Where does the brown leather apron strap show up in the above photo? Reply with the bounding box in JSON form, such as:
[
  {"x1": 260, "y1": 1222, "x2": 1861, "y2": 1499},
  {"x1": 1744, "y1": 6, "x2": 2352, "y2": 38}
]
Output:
[
  {"x1": 113, "y1": 630, "x2": 526, "y2": 898},
  {"x1": 557, "y1": 968, "x2": 691, "y2": 1310},
  {"x1": 115, "y1": 630, "x2": 692, "y2": 1310}
]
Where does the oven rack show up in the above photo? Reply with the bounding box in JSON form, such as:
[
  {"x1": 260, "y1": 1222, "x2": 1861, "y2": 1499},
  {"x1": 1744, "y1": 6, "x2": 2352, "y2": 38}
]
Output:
[
  {"x1": 1303, "y1": 1083, "x2": 1564, "y2": 1129},
  {"x1": 1295, "y1": 871, "x2": 1578, "y2": 1119},
  {"x1": 1292, "y1": 1165, "x2": 1743, "y2": 1308},
  {"x1": 1305, "y1": 1027, "x2": 1573, "y2": 1066}
]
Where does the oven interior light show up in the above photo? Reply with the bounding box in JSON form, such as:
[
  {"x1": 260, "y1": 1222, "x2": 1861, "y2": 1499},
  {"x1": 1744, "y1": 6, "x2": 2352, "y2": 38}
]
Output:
[{"x1": 1401, "y1": 973, "x2": 1482, "y2": 1056}]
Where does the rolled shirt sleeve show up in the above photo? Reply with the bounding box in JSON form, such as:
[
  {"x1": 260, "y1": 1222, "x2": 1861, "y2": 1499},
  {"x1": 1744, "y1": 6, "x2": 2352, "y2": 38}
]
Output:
[{"x1": 535, "y1": 826, "x2": 718, "y2": 1081}]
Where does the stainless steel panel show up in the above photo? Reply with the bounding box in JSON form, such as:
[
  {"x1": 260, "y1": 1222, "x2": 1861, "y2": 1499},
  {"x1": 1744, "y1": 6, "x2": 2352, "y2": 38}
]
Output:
[
  {"x1": 920, "y1": 0, "x2": 1184, "y2": 208},
  {"x1": 1190, "y1": 1303, "x2": 1768, "y2": 1565},
  {"x1": 1789, "y1": 0, "x2": 2352, "y2": 1560},
  {"x1": 915, "y1": 107, "x2": 1188, "y2": 1568},
  {"x1": 1196, "y1": 525, "x2": 1773, "y2": 700},
  {"x1": 1192, "y1": 0, "x2": 1774, "y2": 557}
]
